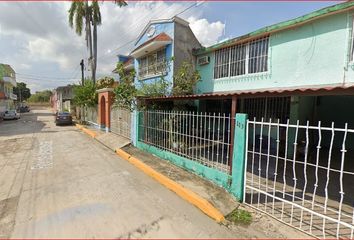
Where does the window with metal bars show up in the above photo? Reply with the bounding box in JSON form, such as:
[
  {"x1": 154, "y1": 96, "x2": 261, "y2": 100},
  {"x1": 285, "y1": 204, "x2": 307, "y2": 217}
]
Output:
[
  {"x1": 243, "y1": 96, "x2": 290, "y2": 123},
  {"x1": 138, "y1": 48, "x2": 166, "y2": 79},
  {"x1": 214, "y1": 36, "x2": 269, "y2": 79}
]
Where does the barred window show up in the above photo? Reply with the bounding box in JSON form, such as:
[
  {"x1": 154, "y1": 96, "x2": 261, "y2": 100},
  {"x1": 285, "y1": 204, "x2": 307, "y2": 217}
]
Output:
[
  {"x1": 214, "y1": 36, "x2": 269, "y2": 79},
  {"x1": 138, "y1": 48, "x2": 166, "y2": 79},
  {"x1": 230, "y1": 44, "x2": 247, "y2": 76},
  {"x1": 248, "y1": 37, "x2": 269, "y2": 74},
  {"x1": 214, "y1": 47, "x2": 230, "y2": 79}
]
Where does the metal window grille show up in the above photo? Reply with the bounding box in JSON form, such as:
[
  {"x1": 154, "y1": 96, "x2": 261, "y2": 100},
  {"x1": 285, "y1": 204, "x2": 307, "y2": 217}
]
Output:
[
  {"x1": 248, "y1": 37, "x2": 269, "y2": 74},
  {"x1": 138, "y1": 110, "x2": 232, "y2": 173},
  {"x1": 245, "y1": 119, "x2": 354, "y2": 239},
  {"x1": 138, "y1": 48, "x2": 166, "y2": 79},
  {"x1": 230, "y1": 43, "x2": 247, "y2": 76},
  {"x1": 214, "y1": 47, "x2": 230, "y2": 79},
  {"x1": 243, "y1": 97, "x2": 290, "y2": 123},
  {"x1": 214, "y1": 36, "x2": 269, "y2": 79}
]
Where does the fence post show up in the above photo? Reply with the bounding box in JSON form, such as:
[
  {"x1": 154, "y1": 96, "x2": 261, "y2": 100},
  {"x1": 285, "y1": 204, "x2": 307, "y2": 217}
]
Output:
[{"x1": 231, "y1": 113, "x2": 248, "y2": 201}]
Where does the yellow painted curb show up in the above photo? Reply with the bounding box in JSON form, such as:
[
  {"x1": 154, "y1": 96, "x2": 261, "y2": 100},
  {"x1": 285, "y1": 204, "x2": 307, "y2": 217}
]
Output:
[
  {"x1": 115, "y1": 148, "x2": 225, "y2": 223},
  {"x1": 75, "y1": 124, "x2": 98, "y2": 138}
]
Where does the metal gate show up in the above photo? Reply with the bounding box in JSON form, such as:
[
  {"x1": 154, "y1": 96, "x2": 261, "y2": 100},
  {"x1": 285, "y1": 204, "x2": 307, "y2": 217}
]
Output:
[
  {"x1": 244, "y1": 118, "x2": 354, "y2": 238},
  {"x1": 110, "y1": 106, "x2": 131, "y2": 139}
]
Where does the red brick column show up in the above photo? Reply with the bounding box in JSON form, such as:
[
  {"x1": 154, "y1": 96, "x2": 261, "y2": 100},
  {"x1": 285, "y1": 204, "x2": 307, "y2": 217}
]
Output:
[{"x1": 97, "y1": 88, "x2": 115, "y2": 132}]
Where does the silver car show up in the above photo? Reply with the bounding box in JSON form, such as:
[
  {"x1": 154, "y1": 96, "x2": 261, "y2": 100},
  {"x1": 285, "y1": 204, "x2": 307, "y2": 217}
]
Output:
[{"x1": 3, "y1": 110, "x2": 20, "y2": 120}]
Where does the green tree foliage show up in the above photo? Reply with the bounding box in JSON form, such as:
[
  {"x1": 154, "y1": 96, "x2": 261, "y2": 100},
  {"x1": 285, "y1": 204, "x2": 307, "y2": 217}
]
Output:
[
  {"x1": 13, "y1": 82, "x2": 31, "y2": 101},
  {"x1": 172, "y1": 61, "x2": 200, "y2": 96},
  {"x1": 113, "y1": 62, "x2": 137, "y2": 111},
  {"x1": 96, "y1": 76, "x2": 115, "y2": 89},
  {"x1": 27, "y1": 90, "x2": 52, "y2": 103},
  {"x1": 73, "y1": 80, "x2": 97, "y2": 107},
  {"x1": 138, "y1": 77, "x2": 171, "y2": 98}
]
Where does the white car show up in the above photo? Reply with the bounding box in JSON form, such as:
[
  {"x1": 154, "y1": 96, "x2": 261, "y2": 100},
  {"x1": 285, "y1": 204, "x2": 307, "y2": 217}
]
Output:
[{"x1": 3, "y1": 110, "x2": 20, "y2": 120}]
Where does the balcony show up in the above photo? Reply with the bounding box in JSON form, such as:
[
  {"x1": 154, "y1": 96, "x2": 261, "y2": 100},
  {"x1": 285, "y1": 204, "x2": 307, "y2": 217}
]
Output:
[
  {"x1": 10, "y1": 93, "x2": 17, "y2": 100},
  {"x1": 3, "y1": 76, "x2": 17, "y2": 87}
]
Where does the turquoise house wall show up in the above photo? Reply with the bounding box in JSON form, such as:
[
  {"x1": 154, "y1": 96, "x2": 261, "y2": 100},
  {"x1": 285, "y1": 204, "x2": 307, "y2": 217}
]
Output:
[{"x1": 196, "y1": 11, "x2": 354, "y2": 94}]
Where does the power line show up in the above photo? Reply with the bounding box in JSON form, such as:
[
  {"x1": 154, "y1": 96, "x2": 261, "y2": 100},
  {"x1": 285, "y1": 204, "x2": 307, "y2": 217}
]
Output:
[{"x1": 97, "y1": 2, "x2": 202, "y2": 61}]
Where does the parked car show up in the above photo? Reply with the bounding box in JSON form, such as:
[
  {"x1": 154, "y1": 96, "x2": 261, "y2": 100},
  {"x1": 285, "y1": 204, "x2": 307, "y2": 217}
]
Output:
[
  {"x1": 3, "y1": 110, "x2": 20, "y2": 120},
  {"x1": 55, "y1": 112, "x2": 72, "y2": 126},
  {"x1": 18, "y1": 106, "x2": 30, "y2": 113}
]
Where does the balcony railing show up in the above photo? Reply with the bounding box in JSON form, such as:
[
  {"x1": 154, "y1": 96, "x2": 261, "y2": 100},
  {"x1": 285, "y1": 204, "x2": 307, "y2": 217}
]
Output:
[
  {"x1": 3, "y1": 76, "x2": 17, "y2": 87},
  {"x1": 10, "y1": 93, "x2": 17, "y2": 100},
  {"x1": 138, "y1": 62, "x2": 167, "y2": 80}
]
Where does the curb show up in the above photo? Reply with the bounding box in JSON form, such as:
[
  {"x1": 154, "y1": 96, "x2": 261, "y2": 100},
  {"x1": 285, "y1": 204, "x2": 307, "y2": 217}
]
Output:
[
  {"x1": 75, "y1": 124, "x2": 225, "y2": 223},
  {"x1": 75, "y1": 124, "x2": 98, "y2": 138},
  {"x1": 115, "y1": 148, "x2": 225, "y2": 223}
]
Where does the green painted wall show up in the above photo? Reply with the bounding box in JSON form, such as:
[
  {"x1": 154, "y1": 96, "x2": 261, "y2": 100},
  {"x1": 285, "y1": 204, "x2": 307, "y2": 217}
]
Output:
[
  {"x1": 196, "y1": 12, "x2": 354, "y2": 94},
  {"x1": 136, "y1": 141, "x2": 232, "y2": 190}
]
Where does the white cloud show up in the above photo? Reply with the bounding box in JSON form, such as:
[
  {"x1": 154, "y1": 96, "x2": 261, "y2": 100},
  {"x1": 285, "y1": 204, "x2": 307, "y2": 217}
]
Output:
[
  {"x1": 0, "y1": 1, "x2": 222, "y2": 92},
  {"x1": 188, "y1": 17, "x2": 225, "y2": 47}
]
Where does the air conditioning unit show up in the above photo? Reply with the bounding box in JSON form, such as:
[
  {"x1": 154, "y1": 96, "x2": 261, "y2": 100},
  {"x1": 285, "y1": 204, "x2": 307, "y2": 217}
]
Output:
[{"x1": 198, "y1": 56, "x2": 210, "y2": 65}]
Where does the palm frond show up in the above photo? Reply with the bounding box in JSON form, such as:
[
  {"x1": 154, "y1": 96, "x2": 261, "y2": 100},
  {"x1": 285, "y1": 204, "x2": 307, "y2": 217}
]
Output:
[{"x1": 114, "y1": 0, "x2": 127, "y2": 7}]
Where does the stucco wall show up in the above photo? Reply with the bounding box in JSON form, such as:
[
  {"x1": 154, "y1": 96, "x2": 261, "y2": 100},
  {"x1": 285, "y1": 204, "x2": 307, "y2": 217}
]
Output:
[
  {"x1": 134, "y1": 22, "x2": 175, "y2": 89},
  {"x1": 173, "y1": 22, "x2": 201, "y2": 76},
  {"x1": 196, "y1": 11, "x2": 354, "y2": 94}
]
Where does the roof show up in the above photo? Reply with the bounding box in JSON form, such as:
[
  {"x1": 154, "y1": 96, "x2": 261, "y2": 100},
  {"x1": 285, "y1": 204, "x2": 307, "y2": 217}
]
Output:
[
  {"x1": 135, "y1": 16, "x2": 188, "y2": 45},
  {"x1": 195, "y1": 1, "x2": 354, "y2": 55},
  {"x1": 140, "y1": 83, "x2": 354, "y2": 101},
  {"x1": 131, "y1": 32, "x2": 172, "y2": 55}
]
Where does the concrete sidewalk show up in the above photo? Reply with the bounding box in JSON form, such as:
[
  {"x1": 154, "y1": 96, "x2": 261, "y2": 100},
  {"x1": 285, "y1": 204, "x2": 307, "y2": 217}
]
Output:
[
  {"x1": 78, "y1": 124, "x2": 310, "y2": 238},
  {"x1": 82, "y1": 125, "x2": 238, "y2": 215}
]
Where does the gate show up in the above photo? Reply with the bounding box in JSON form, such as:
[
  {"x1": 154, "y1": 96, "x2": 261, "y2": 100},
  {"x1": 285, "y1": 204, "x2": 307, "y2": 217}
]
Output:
[
  {"x1": 244, "y1": 118, "x2": 354, "y2": 238},
  {"x1": 110, "y1": 106, "x2": 131, "y2": 139}
]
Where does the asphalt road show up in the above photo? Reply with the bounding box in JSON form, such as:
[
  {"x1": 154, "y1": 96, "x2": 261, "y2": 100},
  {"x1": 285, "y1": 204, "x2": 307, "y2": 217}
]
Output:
[{"x1": 0, "y1": 108, "x2": 234, "y2": 238}]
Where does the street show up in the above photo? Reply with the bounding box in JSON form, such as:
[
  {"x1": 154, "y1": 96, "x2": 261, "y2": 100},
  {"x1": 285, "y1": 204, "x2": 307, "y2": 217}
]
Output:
[{"x1": 0, "y1": 108, "x2": 233, "y2": 238}]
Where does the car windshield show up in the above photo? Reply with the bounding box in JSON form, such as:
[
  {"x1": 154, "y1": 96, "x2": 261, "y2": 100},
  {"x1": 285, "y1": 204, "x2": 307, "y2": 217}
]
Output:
[
  {"x1": 58, "y1": 112, "x2": 70, "y2": 116},
  {"x1": 7, "y1": 110, "x2": 16, "y2": 113}
]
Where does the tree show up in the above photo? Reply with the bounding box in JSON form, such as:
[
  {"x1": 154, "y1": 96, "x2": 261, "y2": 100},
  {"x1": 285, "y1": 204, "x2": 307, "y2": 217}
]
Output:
[
  {"x1": 73, "y1": 80, "x2": 97, "y2": 107},
  {"x1": 172, "y1": 61, "x2": 200, "y2": 96},
  {"x1": 113, "y1": 62, "x2": 137, "y2": 111},
  {"x1": 27, "y1": 90, "x2": 52, "y2": 103},
  {"x1": 96, "y1": 76, "x2": 115, "y2": 89},
  {"x1": 13, "y1": 82, "x2": 31, "y2": 102},
  {"x1": 68, "y1": 0, "x2": 127, "y2": 84}
]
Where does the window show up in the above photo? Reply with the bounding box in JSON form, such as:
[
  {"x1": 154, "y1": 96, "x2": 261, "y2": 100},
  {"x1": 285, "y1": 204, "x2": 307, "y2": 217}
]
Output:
[
  {"x1": 248, "y1": 38, "x2": 269, "y2": 74},
  {"x1": 138, "y1": 49, "x2": 166, "y2": 79},
  {"x1": 214, "y1": 36, "x2": 269, "y2": 79},
  {"x1": 230, "y1": 44, "x2": 247, "y2": 76}
]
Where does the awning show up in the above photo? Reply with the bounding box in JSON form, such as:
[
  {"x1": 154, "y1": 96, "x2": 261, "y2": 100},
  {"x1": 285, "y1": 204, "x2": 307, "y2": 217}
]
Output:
[
  {"x1": 139, "y1": 83, "x2": 354, "y2": 101},
  {"x1": 130, "y1": 32, "x2": 172, "y2": 58}
]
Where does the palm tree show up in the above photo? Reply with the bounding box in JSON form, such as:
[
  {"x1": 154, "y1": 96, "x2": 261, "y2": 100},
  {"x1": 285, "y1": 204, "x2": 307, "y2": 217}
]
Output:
[{"x1": 68, "y1": 0, "x2": 127, "y2": 84}]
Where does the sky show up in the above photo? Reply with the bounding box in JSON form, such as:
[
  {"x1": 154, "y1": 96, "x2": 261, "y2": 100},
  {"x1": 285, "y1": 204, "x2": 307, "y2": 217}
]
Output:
[{"x1": 0, "y1": 1, "x2": 340, "y2": 93}]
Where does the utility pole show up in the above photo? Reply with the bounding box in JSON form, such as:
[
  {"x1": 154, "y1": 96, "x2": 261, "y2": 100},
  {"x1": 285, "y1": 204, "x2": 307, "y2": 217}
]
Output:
[{"x1": 80, "y1": 59, "x2": 85, "y2": 86}]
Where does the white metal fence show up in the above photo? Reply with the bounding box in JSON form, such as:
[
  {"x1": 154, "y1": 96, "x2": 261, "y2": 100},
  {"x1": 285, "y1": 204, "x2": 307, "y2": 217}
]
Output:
[
  {"x1": 138, "y1": 110, "x2": 232, "y2": 173},
  {"x1": 84, "y1": 105, "x2": 98, "y2": 125},
  {"x1": 110, "y1": 106, "x2": 131, "y2": 139},
  {"x1": 244, "y1": 118, "x2": 354, "y2": 238}
]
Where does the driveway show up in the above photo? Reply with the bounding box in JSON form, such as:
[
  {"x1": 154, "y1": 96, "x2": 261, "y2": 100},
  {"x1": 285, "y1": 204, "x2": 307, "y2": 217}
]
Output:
[{"x1": 0, "y1": 107, "x2": 234, "y2": 238}]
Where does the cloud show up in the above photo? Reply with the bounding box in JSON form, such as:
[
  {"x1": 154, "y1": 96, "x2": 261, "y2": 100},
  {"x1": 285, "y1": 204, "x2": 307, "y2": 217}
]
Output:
[
  {"x1": 188, "y1": 17, "x2": 225, "y2": 47},
  {"x1": 0, "y1": 1, "x2": 222, "y2": 92}
]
